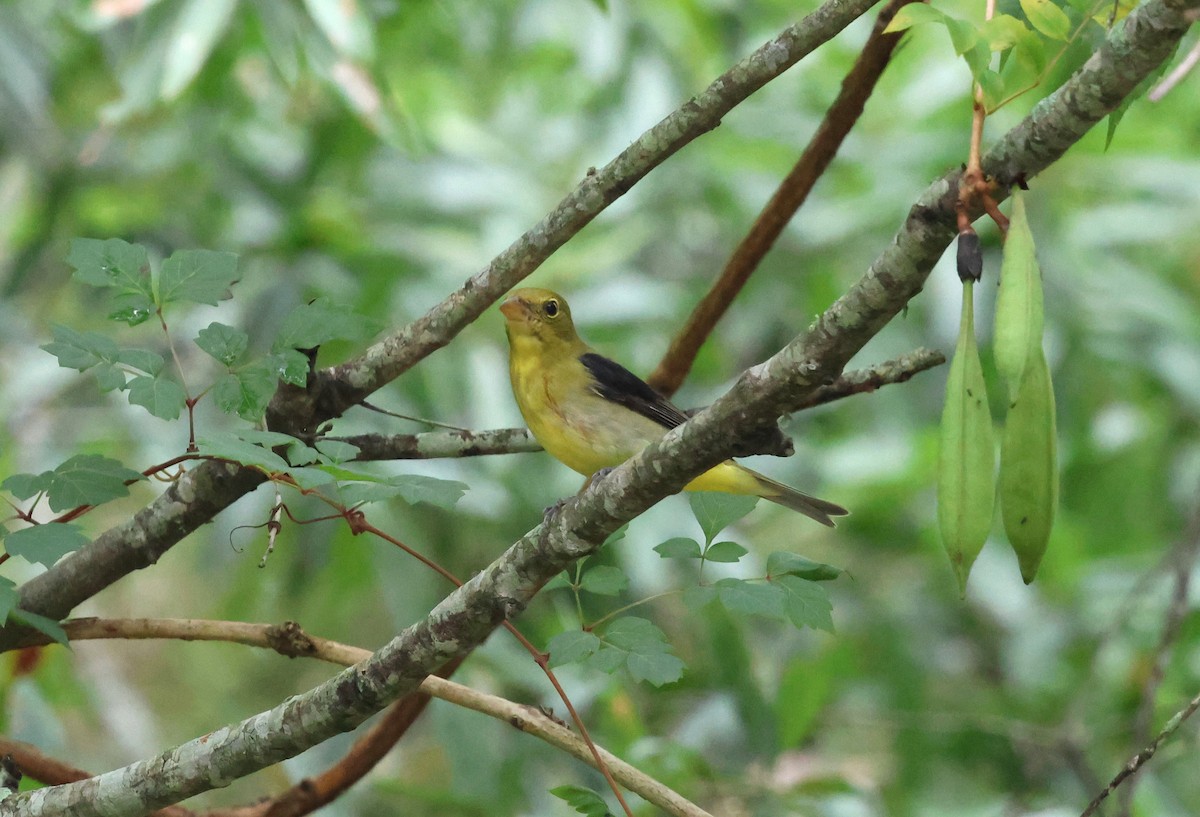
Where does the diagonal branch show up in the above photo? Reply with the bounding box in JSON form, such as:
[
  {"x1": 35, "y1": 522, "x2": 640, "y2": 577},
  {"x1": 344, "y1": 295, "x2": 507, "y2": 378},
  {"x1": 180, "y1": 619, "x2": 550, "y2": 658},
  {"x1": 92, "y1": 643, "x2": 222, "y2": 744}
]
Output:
[
  {"x1": 2, "y1": 0, "x2": 1193, "y2": 811},
  {"x1": 647, "y1": 0, "x2": 915, "y2": 397},
  {"x1": 0, "y1": 0, "x2": 879, "y2": 652},
  {"x1": 336, "y1": 348, "x2": 945, "y2": 462}
]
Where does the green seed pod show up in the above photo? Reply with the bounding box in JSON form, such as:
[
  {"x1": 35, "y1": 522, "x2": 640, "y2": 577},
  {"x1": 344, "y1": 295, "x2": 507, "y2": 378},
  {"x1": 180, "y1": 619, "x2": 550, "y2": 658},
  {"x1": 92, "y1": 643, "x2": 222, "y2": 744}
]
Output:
[
  {"x1": 993, "y1": 193, "x2": 1043, "y2": 399},
  {"x1": 1000, "y1": 348, "x2": 1058, "y2": 583},
  {"x1": 938, "y1": 280, "x2": 995, "y2": 596}
]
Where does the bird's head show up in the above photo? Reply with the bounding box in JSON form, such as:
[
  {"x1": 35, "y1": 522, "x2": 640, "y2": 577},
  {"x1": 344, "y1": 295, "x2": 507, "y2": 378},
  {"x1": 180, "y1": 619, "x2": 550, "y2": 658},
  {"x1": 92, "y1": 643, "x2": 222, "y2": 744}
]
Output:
[{"x1": 500, "y1": 288, "x2": 580, "y2": 347}]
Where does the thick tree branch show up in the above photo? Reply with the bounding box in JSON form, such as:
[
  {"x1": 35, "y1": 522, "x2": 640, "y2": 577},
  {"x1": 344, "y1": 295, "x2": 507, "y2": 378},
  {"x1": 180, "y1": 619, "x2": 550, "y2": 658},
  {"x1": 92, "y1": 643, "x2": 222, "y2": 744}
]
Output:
[
  {"x1": 0, "y1": 0, "x2": 878, "y2": 651},
  {"x1": 2, "y1": 0, "x2": 1193, "y2": 811},
  {"x1": 646, "y1": 0, "x2": 914, "y2": 397},
  {"x1": 335, "y1": 348, "x2": 945, "y2": 462}
]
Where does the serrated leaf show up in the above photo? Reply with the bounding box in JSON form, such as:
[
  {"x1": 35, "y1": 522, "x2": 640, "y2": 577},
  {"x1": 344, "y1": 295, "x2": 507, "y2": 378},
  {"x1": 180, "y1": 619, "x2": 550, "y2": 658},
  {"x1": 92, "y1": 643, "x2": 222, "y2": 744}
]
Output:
[
  {"x1": 334, "y1": 482, "x2": 403, "y2": 506},
  {"x1": 158, "y1": 249, "x2": 240, "y2": 306},
  {"x1": 545, "y1": 630, "x2": 601, "y2": 667},
  {"x1": 67, "y1": 238, "x2": 152, "y2": 298},
  {"x1": 107, "y1": 291, "x2": 156, "y2": 326},
  {"x1": 583, "y1": 645, "x2": 627, "y2": 673},
  {"x1": 272, "y1": 298, "x2": 380, "y2": 352},
  {"x1": 127, "y1": 375, "x2": 187, "y2": 419},
  {"x1": 387, "y1": 474, "x2": 468, "y2": 509},
  {"x1": 288, "y1": 467, "x2": 338, "y2": 489},
  {"x1": 778, "y1": 575, "x2": 835, "y2": 633},
  {"x1": 270, "y1": 349, "x2": 311, "y2": 386},
  {"x1": 197, "y1": 433, "x2": 291, "y2": 473},
  {"x1": 604, "y1": 616, "x2": 671, "y2": 653},
  {"x1": 2, "y1": 472, "x2": 52, "y2": 500},
  {"x1": 883, "y1": 3, "x2": 945, "y2": 32},
  {"x1": 682, "y1": 584, "x2": 718, "y2": 611},
  {"x1": 937, "y1": 281, "x2": 996, "y2": 596},
  {"x1": 45, "y1": 454, "x2": 143, "y2": 512},
  {"x1": 116, "y1": 348, "x2": 165, "y2": 375},
  {"x1": 93, "y1": 363, "x2": 127, "y2": 392},
  {"x1": 314, "y1": 439, "x2": 360, "y2": 464},
  {"x1": 41, "y1": 324, "x2": 118, "y2": 371},
  {"x1": 4, "y1": 523, "x2": 90, "y2": 567},
  {"x1": 766, "y1": 552, "x2": 843, "y2": 581},
  {"x1": 1019, "y1": 0, "x2": 1071, "y2": 39},
  {"x1": 196, "y1": 322, "x2": 249, "y2": 366},
  {"x1": 9, "y1": 609, "x2": 69, "y2": 646},
  {"x1": 212, "y1": 368, "x2": 276, "y2": 421},
  {"x1": 549, "y1": 785, "x2": 612, "y2": 817},
  {"x1": 235, "y1": 430, "x2": 318, "y2": 466},
  {"x1": 689, "y1": 492, "x2": 758, "y2": 544},
  {"x1": 579, "y1": 566, "x2": 627, "y2": 596},
  {"x1": 626, "y1": 650, "x2": 685, "y2": 686},
  {"x1": 704, "y1": 540, "x2": 748, "y2": 563},
  {"x1": 716, "y1": 578, "x2": 787, "y2": 619},
  {"x1": 653, "y1": 537, "x2": 702, "y2": 559}
]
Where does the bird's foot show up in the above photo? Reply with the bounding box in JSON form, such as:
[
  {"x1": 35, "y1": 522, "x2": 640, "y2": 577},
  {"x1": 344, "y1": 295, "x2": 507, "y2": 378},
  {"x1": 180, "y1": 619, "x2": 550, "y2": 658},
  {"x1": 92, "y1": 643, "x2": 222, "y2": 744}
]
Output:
[
  {"x1": 581, "y1": 466, "x2": 616, "y2": 493},
  {"x1": 542, "y1": 497, "x2": 568, "y2": 526}
]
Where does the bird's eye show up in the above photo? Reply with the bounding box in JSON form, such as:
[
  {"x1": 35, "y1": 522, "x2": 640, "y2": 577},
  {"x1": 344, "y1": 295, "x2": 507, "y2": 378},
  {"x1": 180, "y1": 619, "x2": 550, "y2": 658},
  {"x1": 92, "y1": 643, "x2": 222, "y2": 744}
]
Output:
[{"x1": 543, "y1": 299, "x2": 559, "y2": 318}]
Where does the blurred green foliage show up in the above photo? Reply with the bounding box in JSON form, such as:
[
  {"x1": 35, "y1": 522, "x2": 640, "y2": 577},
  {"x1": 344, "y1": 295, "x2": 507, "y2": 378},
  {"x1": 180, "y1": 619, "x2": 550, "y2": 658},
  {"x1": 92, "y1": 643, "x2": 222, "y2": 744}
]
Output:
[{"x1": 1, "y1": 0, "x2": 1199, "y2": 815}]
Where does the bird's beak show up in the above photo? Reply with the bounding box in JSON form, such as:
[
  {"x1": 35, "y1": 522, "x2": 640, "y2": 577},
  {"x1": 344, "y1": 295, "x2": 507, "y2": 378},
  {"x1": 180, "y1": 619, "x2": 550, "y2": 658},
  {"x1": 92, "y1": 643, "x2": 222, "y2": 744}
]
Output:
[{"x1": 499, "y1": 295, "x2": 527, "y2": 321}]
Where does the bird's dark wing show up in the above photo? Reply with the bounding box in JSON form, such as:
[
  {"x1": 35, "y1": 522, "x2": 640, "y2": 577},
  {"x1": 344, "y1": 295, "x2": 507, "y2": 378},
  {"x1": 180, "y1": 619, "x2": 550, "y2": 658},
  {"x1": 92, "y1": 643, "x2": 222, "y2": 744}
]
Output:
[{"x1": 580, "y1": 352, "x2": 688, "y2": 430}]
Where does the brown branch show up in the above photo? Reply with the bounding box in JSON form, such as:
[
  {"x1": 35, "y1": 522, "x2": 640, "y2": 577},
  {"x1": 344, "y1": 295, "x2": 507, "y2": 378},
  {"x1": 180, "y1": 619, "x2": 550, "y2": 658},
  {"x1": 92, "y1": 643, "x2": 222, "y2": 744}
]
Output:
[{"x1": 646, "y1": 0, "x2": 916, "y2": 397}]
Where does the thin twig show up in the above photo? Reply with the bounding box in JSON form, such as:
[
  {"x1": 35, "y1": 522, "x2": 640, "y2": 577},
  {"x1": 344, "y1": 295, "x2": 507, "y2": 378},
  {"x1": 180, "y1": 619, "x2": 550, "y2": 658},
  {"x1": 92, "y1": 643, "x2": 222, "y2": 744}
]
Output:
[
  {"x1": 646, "y1": 0, "x2": 917, "y2": 397},
  {"x1": 21, "y1": 618, "x2": 711, "y2": 817},
  {"x1": 1148, "y1": 37, "x2": 1200, "y2": 101},
  {"x1": 1080, "y1": 688, "x2": 1200, "y2": 817}
]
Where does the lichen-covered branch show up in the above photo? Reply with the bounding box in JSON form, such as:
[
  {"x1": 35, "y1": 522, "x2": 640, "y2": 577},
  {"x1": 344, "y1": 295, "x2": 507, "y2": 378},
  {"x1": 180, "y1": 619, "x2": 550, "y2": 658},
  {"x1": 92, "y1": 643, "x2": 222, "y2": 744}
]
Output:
[{"x1": 2, "y1": 0, "x2": 1194, "y2": 811}]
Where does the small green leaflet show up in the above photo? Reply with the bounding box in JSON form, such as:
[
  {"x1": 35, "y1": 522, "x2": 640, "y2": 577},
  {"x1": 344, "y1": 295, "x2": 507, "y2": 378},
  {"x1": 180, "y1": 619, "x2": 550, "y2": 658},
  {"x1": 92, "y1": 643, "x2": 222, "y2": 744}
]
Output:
[
  {"x1": 766, "y1": 551, "x2": 843, "y2": 582},
  {"x1": 197, "y1": 432, "x2": 291, "y2": 472},
  {"x1": 66, "y1": 238, "x2": 155, "y2": 325},
  {"x1": 117, "y1": 348, "x2": 165, "y2": 376},
  {"x1": 549, "y1": 785, "x2": 613, "y2": 817},
  {"x1": 688, "y1": 492, "x2": 758, "y2": 544},
  {"x1": 1018, "y1": 0, "x2": 1071, "y2": 40},
  {"x1": 778, "y1": 576, "x2": 835, "y2": 633},
  {"x1": 42, "y1": 324, "x2": 119, "y2": 371},
  {"x1": 127, "y1": 375, "x2": 187, "y2": 420},
  {"x1": 323, "y1": 469, "x2": 469, "y2": 510},
  {"x1": 601, "y1": 616, "x2": 685, "y2": 686},
  {"x1": 158, "y1": 249, "x2": 240, "y2": 306},
  {"x1": 704, "y1": 540, "x2": 748, "y2": 563},
  {"x1": 314, "y1": 439, "x2": 360, "y2": 463},
  {"x1": 4, "y1": 523, "x2": 90, "y2": 567},
  {"x1": 545, "y1": 630, "x2": 601, "y2": 667},
  {"x1": 212, "y1": 367, "x2": 276, "y2": 421},
  {"x1": 716, "y1": 578, "x2": 786, "y2": 618},
  {"x1": 3, "y1": 472, "x2": 53, "y2": 500},
  {"x1": 271, "y1": 349, "x2": 311, "y2": 386},
  {"x1": 654, "y1": 537, "x2": 702, "y2": 559},
  {"x1": 196, "y1": 322, "x2": 250, "y2": 366},
  {"x1": 578, "y1": 566, "x2": 627, "y2": 596},
  {"x1": 9, "y1": 608, "x2": 69, "y2": 646},
  {"x1": 0, "y1": 577, "x2": 17, "y2": 621},
  {"x1": 272, "y1": 298, "x2": 381, "y2": 352},
  {"x1": 41, "y1": 454, "x2": 145, "y2": 512}
]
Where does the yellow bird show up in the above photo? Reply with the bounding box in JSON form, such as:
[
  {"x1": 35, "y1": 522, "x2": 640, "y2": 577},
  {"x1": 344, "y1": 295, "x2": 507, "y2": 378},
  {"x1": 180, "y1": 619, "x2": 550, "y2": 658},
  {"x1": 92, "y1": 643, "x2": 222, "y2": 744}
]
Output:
[{"x1": 500, "y1": 287, "x2": 847, "y2": 527}]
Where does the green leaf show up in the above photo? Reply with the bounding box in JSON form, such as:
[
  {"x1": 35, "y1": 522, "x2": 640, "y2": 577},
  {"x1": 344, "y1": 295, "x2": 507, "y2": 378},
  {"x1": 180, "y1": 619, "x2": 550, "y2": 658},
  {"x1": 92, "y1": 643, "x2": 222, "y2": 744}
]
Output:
[
  {"x1": 270, "y1": 349, "x2": 312, "y2": 386},
  {"x1": 583, "y1": 646, "x2": 627, "y2": 673},
  {"x1": 579, "y1": 566, "x2": 627, "y2": 596},
  {"x1": 288, "y1": 467, "x2": 338, "y2": 489},
  {"x1": 716, "y1": 578, "x2": 787, "y2": 619},
  {"x1": 383, "y1": 474, "x2": 468, "y2": 509},
  {"x1": 160, "y1": 0, "x2": 239, "y2": 99},
  {"x1": 704, "y1": 540, "x2": 748, "y2": 563},
  {"x1": 335, "y1": 481, "x2": 406, "y2": 507},
  {"x1": 197, "y1": 432, "x2": 291, "y2": 472},
  {"x1": 107, "y1": 291, "x2": 156, "y2": 326},
  {"x1": 937, "y1": 281, "x2": 996, "y2": 596},
  {"x1": 626, "y1": 650, "x2": 685, "y2": 686},
  {"x1": 158, "y1": 249, "x2": 240, "y2": 306},
  {"x1": 944, "y1": 17, "x2": 983, "y2": 58},
  {"x1": 778, "y1": 576, "x2": 835, "y2": 633},
  {"x1": 212, "y1": 368, "x2": 277, "y2": 421},
  {"x1": 603, "y1": 524, "x2": 628, "y2": 548},
  {"x1": 9, "y1": 608, "x2": 69, "y2": 646},
  {"x1": 766, "y1": 552, "x2": 843, "y2": 581},
  {"x1": 41, "y1": 324, "x2": 118, "y2": 371},
  {"x1": 0, "y1": 578, "x2": 17, "y2": 621},
  {"x1": 545, "y1": 630, "x2": 601, "y2": 667},
  {"x1": 116, "y1": 348, "x2": 165, "y2": 376},
  {"x1": 980, "y1": 14, "x2": 1030, "y2": 50},
  {"x1": 45, "y1": 454, "x2": 144, "y2": 512},
  {"x1": 883, "y1": 3, "x2": 945, "y2": 32},
  {"x1": 603, "y1": 616, "x2": 671, "y2": 653},
  {"x1": 314, "y1": 439, "x2": 361, "y2": 464},
  {"x1": 127, "y1": 375, "x2": 187, "y2": 420},
  {"x1": 682, "y1": 584, "x2": 718, "y2": 611},
  {"x1": 272, "y1": 298, "x2": 380, "y2": 352},
  {"x1": 653, "y1": 537, "x2": 702, "y2": 559},
  {"x1": 1019, "y1": 0, "x2": 1071, "y2": 40},
  {"x1": 67, "y1": 238, "x2": 152, "y2": 299},
  {"x1": 4, "y1": 523, "x2": 90, "y2": 567},
  {"x1": 235, "y1": 430, "x2": 320, "y2": 466},
  {"x1": 689, "y1": 492, "x2": 758, "y2": 544},
  {"x1": 549, "y1": 785, "x2": 612, "y2": 817},
  {"x1": 93, "y1": 363, "x2": 127, "y2": 392},
  {"x1": 2, "y1": 472, "x2": 52, "y2": 500},
  {"x1": 196, "y1": 322, "x2": 250, "y2": 366},
  {"x1": 977, "y1": 69, "x2": 1006, "y2": 110}
]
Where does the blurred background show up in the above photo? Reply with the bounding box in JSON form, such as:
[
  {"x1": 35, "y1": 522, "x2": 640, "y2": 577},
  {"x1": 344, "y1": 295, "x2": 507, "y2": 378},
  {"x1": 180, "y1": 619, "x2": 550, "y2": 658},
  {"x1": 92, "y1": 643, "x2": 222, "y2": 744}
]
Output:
[{"x1": 1, "y1": 1, "x2": 1199, "y2": 815}]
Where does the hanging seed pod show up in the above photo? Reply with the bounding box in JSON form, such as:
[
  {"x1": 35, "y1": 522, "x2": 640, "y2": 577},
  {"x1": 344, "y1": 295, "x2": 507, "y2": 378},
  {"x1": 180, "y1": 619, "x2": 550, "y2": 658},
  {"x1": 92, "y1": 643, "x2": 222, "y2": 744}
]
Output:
[
  {"x1": 1000, "y1": 349, "x2": 1058, "y2": 583},
  {"x1": 993, "y1": 193, "x2": 1043, "y2": 399},
  {"x1": 938, "y1": 280, "x2": 995, "y2": 596}
]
